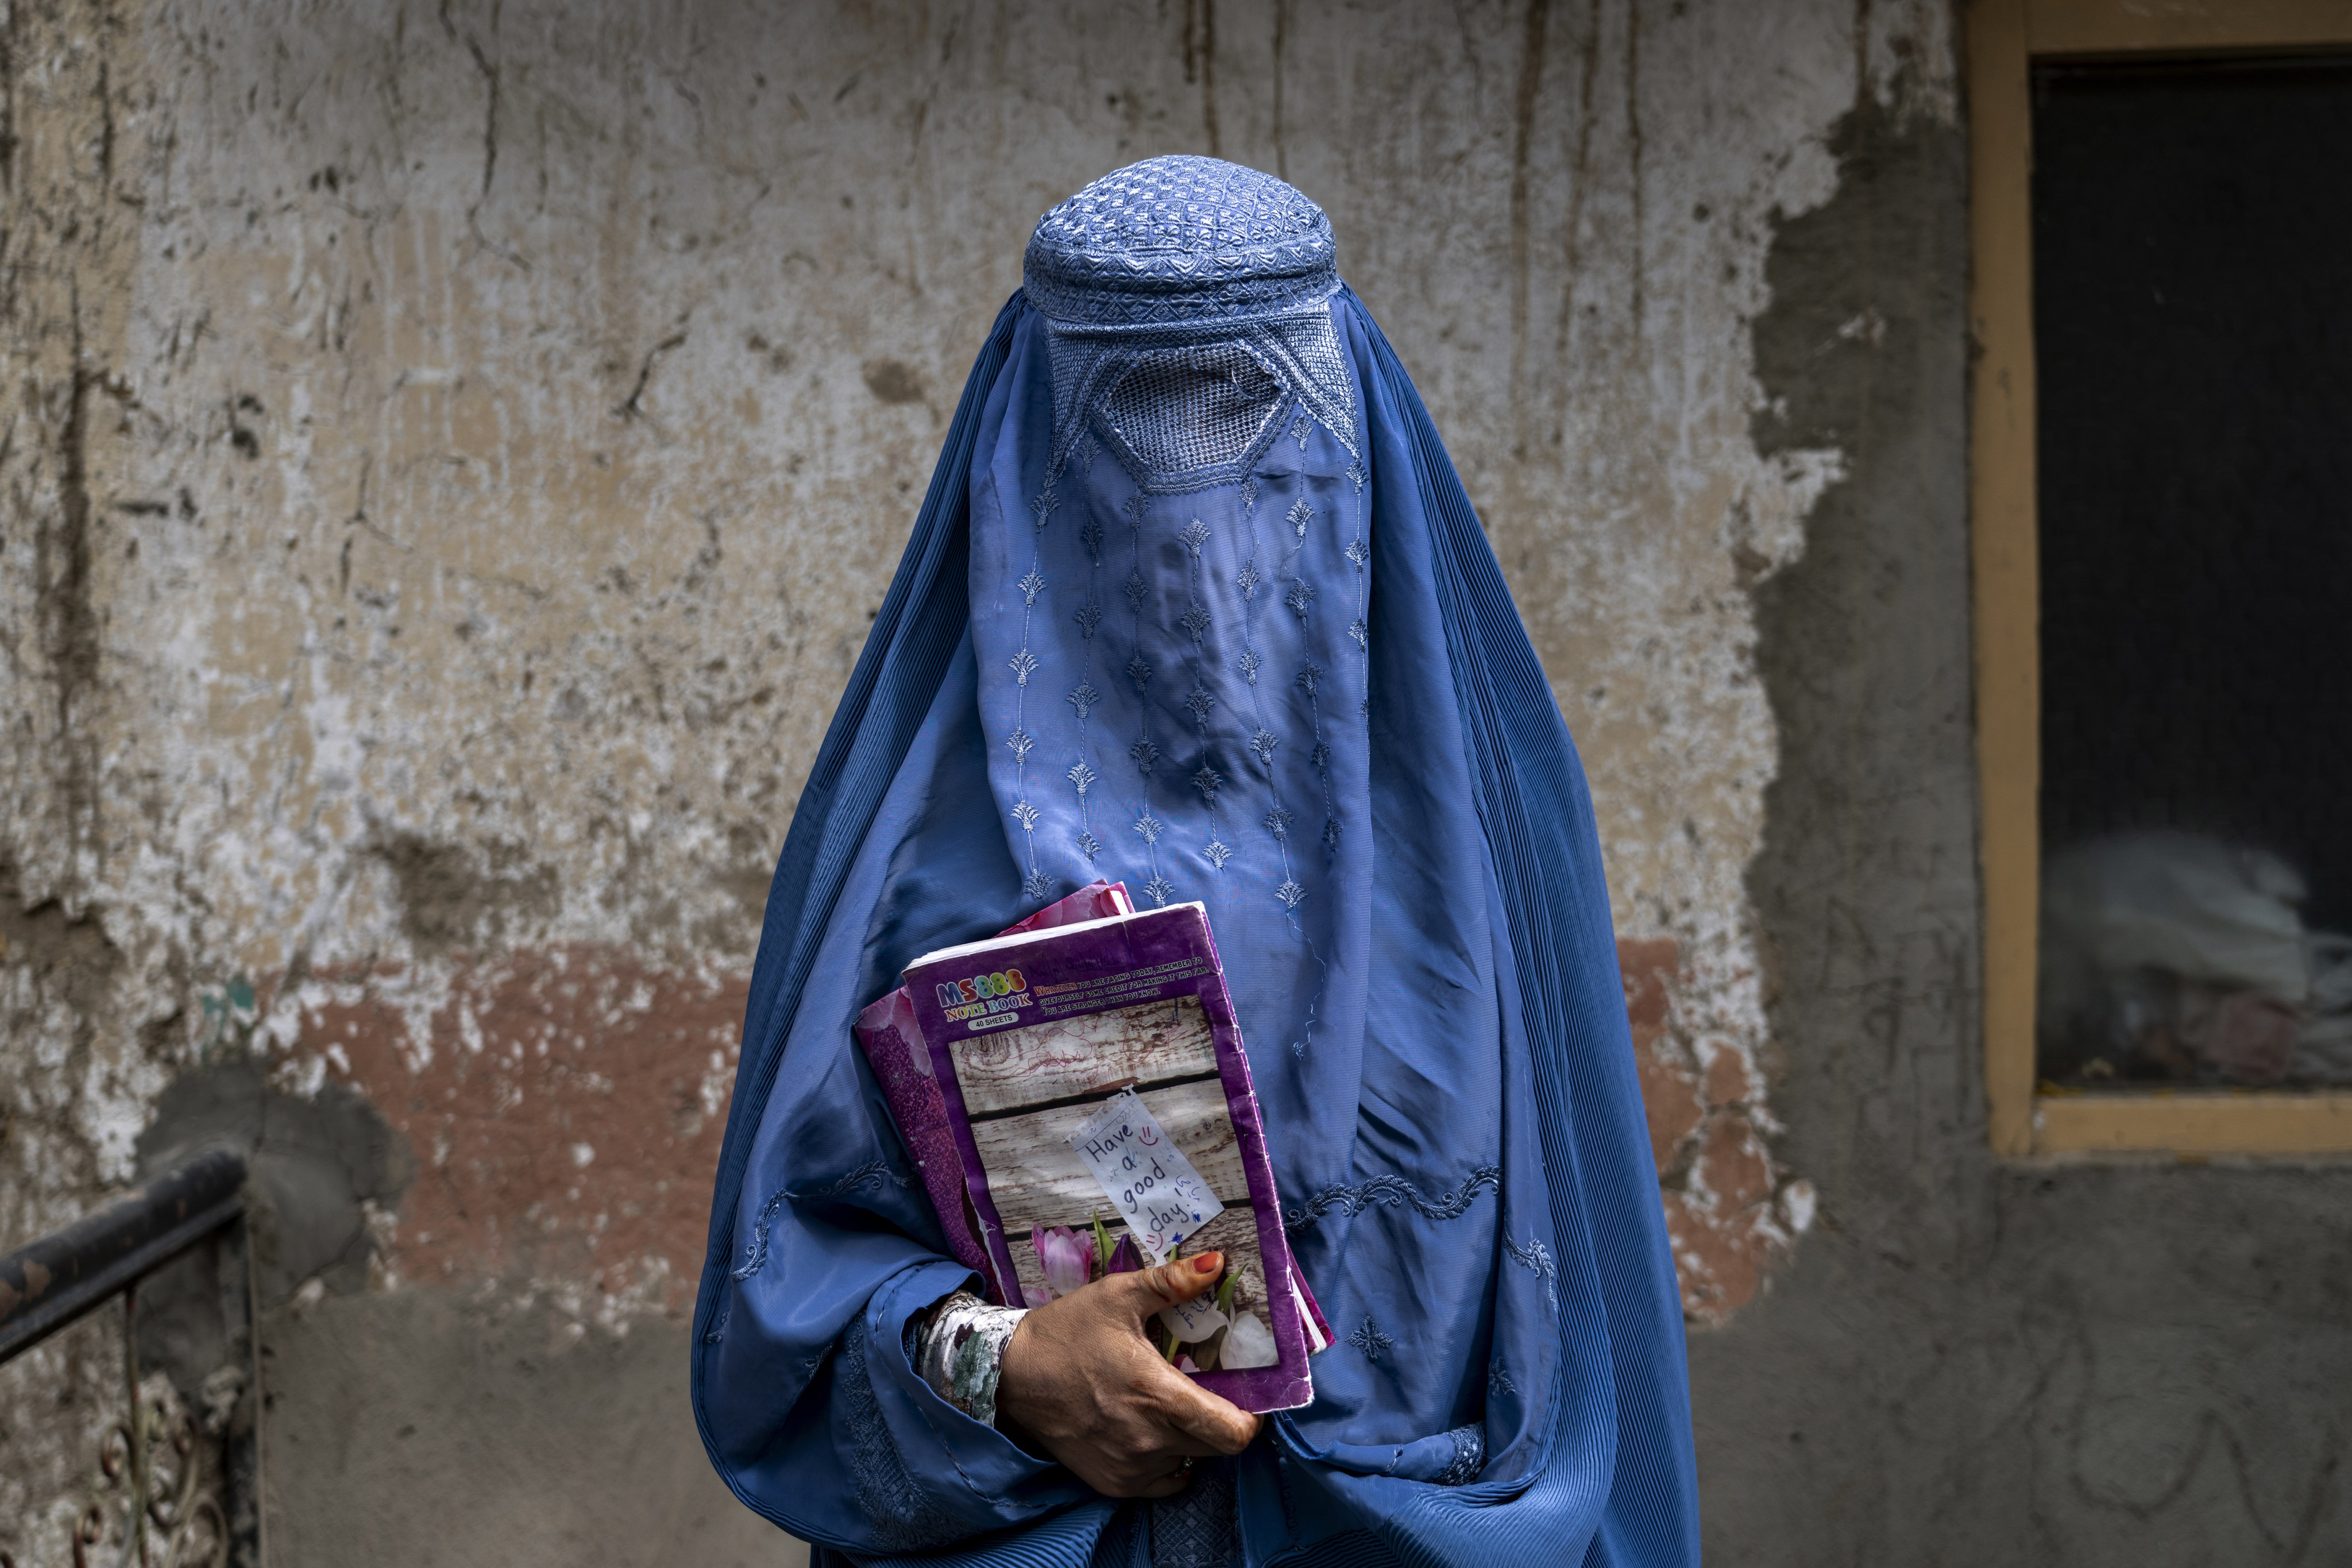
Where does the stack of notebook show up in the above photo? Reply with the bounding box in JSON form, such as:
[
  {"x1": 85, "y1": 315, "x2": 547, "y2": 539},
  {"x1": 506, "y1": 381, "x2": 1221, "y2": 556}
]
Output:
[{"x1": 856, "y1": 882, "x2": 1329, "y2": 1414}]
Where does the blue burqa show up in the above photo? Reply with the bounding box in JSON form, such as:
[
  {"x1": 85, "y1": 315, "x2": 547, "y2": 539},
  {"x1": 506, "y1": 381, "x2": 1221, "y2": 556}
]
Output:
[{"x1": 692, "y1": 157, "x2": 1698, "y2": 1568}]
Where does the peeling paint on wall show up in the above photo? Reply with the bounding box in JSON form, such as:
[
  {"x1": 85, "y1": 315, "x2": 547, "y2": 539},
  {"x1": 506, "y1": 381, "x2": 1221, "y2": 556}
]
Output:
[
  {"x1": 1624, "y1": 937, "x2": 1814, "y2": 1322},
  {"x1": 286, "y1": 948, "x2": 743, "y2": 1322}
]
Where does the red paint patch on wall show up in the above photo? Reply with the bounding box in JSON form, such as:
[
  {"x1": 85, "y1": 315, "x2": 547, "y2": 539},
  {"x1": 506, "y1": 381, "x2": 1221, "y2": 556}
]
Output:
[
  {"x1": 1619, "y1": 937, "x2": 1798, "y2": 1324},
  {"x1": 1624, "y1": 939, "x2": 1705, "y2": 1172},
  {"x1": 275, "y1": 940, "x2": 1791, "y2": 1326},
  {"x1": 287, "y1": 947, "x2": 744, "y2": 1310}
]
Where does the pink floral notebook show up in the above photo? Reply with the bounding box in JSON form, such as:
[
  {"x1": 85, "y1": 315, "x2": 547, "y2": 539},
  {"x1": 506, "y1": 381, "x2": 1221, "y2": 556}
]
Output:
[{"x1": 855, "y1": 883, "x2": 1329, "y2": 1415}]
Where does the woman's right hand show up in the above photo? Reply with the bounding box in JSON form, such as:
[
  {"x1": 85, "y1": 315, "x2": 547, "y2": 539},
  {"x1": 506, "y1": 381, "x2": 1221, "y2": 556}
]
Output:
[{"x1": 994, "y1": 1250, "x2": 1262, "y2": 1497}]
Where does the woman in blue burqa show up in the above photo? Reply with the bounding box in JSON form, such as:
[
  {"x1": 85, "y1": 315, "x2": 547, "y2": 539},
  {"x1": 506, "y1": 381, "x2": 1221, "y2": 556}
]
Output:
[{"x1": 693, "y1": 157, "x2": 1698, "y2": 1568}]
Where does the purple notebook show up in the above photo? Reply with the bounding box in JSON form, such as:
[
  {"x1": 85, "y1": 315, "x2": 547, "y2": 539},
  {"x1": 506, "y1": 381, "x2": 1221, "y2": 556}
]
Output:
[
  {"x1": 858, "y1": 887, "x2": 1327, "y2": 1415},
  {"x1": 853, "y1": 883, "x2": 1135, "y2": 1289}
]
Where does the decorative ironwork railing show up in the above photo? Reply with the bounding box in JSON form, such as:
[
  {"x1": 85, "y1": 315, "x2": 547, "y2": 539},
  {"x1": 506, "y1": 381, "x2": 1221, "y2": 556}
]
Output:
[{"x1": 0, "y1": 1148, "x2": 261, "y2": 1567}]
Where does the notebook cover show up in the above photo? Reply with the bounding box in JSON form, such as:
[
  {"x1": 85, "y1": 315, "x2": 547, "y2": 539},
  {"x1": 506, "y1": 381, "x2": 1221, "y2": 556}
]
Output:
[
  {"x1": 853, "y1": 882, "x2": 1133, "y2": 1292},
  {"x1": 900, "y1": 902, "x2": 1315, "y2": 1415}
]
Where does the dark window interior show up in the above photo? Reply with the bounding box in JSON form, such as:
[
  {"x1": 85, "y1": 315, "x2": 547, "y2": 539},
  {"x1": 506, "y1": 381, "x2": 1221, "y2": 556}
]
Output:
[{"x1": 2032, "y1": 55, "x2": 2352, "y2": 1087}]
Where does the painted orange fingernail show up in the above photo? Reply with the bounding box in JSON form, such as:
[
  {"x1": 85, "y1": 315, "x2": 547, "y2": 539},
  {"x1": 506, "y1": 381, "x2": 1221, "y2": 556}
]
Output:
[{"x1": 1194, "y1": 1252, "x2": 1222, "y2": 1274}]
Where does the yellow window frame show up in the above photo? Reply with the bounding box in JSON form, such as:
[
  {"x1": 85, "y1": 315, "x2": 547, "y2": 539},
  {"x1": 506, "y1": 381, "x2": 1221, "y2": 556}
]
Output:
[{"x1": 1969, "y1": 0, "x2": 2352, "y2": 1157}]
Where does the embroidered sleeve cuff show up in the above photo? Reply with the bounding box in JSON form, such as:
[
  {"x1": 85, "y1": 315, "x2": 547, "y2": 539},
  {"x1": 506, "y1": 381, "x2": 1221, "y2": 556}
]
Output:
[{"x1": 914, "y1": 1291, "x2": 1027, "y2": 1428}]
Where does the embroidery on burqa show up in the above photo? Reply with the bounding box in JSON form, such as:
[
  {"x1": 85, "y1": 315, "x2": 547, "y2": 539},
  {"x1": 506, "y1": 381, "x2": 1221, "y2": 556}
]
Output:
[
  {"x1": 1121, "y1": 485, "x2": 1174, "y2": 908},
  {"x1": 1234, "y1": 470, "x2": 1297, "y2": 909},
  {"x1": 1222, "y1": 465, "x2": 1323, "y2": 1059},
  {"x1": 1346, "y1": 1316, "x2": 1396, "y2": 1361},
  {"x1": 1044, "y1": 314, "x2": 1356, "y2": 505},
  {"x1": 1271, "y1": 423, "x2": 1343, "y2": 1056},
  {"x1": 1067, "y1": 442, "x2": 1108, "y2": 866},
  {"x1": 1289, "y1": 487, "x2": 1341, "y2": 855},
  {"x1": 1150, "y1": 1458, "x2": 1240, "y2": 1568},
  {"x1": 732, "y1": 1161, "x2": 920, "y2": 1281},
  {"x1": 1063, "y1": 463, "x2": 1289, "y2": 928},
  {"x1": 837, "y1": 1315, "x2": 963, "y2": 1552},
  {"x1": 1504, "y1": 1234, "x2": 1559, "y2": 1311},
  {"x1": 1269, "y1": 479, "x2": 1314, "y2": 921},
  {"x1": 1282, "y1": 1166, "x2": 1502, "y2": 1234},
  {"x1": 1009, "y1": 466, "x2": 1056, "y2": 901},
  {"x1": 1343, "y1": 454, "x2": 1370, "y2": 713},
  {"x1": 1432, "y1": 1426, "x2": 1485, "y2": 1487},
  {"x1": 1176, "y1": 516, "x2": 1232, "y2": 878}
]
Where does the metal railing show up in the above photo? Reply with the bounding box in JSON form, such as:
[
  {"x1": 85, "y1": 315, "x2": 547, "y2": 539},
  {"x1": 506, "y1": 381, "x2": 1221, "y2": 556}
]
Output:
[{"x1": 0, "y1": 1148, "x2": 261, "y2": 1568}]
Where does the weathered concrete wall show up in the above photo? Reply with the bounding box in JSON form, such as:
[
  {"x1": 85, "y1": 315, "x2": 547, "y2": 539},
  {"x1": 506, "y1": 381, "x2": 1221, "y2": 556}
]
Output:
[
  {"x1": 16, "y1": 2, "x2": 2332, "y2": 1565},
  {"x1": 1690, "y1": 79, "x2": 2352, "y2": 1568}
]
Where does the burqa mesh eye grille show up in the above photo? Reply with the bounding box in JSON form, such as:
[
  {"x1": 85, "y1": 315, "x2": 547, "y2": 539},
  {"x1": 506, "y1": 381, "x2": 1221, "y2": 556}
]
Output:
[
  {"x1": 1099, "y1": 343, "x2": 1286, "y2": 478},
  {"x1": 1272, "y1": 315, "x2": 1350, "y2": 429},
  {"x1": 1023, "y1": 157, "x2": 1356, "y2": 497}
]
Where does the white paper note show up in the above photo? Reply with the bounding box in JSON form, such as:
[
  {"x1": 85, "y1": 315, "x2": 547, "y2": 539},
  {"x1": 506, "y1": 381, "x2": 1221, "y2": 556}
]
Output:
[{"x1": 1067, "y1": 1087, "x2": 1222, "y2": 1263}]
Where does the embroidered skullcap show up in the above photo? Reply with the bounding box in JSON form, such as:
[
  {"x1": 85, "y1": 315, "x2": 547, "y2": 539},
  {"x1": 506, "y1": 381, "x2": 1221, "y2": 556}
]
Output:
[{"x1": 1022, "y1": 155, "x2": 1341, "y2": 327}]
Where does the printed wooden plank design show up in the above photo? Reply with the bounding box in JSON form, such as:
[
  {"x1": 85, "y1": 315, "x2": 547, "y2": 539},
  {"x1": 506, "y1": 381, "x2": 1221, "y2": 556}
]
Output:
[
  {"x1": 976, "y1": 1071, "x2": 1275, "y2": 1335},
  {"x1": 970, "y1": 1076, "x2": 1245, "y2": 1234},
  {"x1": 949, "y1": 996, "x2": 1215, "y2": 1117},
  {"x1": 953, "y1": 986, "x2": 1273, "y2": 1360}
]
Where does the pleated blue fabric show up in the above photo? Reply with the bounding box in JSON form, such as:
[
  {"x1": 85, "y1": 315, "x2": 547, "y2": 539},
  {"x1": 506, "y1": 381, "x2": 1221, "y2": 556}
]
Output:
[{"x1": 692, "y1": 158, "x2": 1697, "y2": 1568}]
